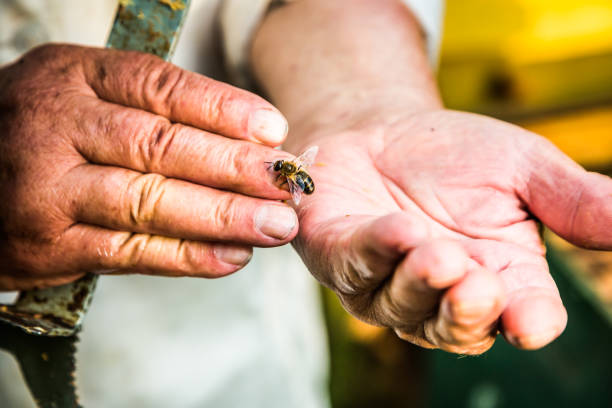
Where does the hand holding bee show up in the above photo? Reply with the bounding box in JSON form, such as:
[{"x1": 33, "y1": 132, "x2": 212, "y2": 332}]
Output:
[
  {"x1": 0, "y1": 44, "x2": 300, "y2": 290},
  {"x1": 267, "y1": 146, "x2": 318, "y2": 205},
  {"x1": 254, "y1": 0, "x2": 612, "y2": 355},
  {"x1": 283, "y1": 109, "x2": 612, "y2": 355}
]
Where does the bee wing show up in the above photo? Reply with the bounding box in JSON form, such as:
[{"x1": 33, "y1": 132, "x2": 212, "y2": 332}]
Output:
[
  {"x1": 295, "y1": 145, "x2": 319, "y2": 168},
  {"x1": 287, "y1": 177, "x2": 303, "y2": 205}
]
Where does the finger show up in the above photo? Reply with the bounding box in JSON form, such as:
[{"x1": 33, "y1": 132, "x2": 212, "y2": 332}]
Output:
[
  {"x1": 423, "y1": 267, "x2": 506, "y2": 355},
  {"x1": 70, "y1": 94, "x2": 291, "y2": 199},
  {"x1": 57, "y1": 224, "x2": 253, "y2": 278},
  {"x1": 334, "y1": 212, "x2": 430, "y2": 294},
  {"x1": 374, "y1": 239, "x2": 470, "y2": 329},
  {"x1": 520, "y1": 136, "x2": 612, "y2": 249},
  {"x1": 499, "y1": 262, "x2": 567, "y2": 350},
  {"x1": 466, "y1": 239, "x2": 567, "y2": 350},
  {"x1": 63, "y1": 164, "x2": 298, "y2": 245},
  {"x1": 79, "y1": 46, "x2": 288, "y2": 145}
]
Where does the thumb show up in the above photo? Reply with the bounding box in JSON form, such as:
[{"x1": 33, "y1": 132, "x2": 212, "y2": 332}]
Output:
[{"x1": 520, "y1": 136, "x2": 612, "y2": 249}]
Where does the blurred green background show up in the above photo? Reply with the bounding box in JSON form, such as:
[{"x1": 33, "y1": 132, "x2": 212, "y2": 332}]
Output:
[{"x1": 323, "y1": 1, "x2": 612, "y2": 407}]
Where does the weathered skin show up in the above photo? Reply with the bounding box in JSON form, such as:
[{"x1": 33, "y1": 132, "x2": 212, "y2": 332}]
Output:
[
  {"x1": 252, "y1": 0, "x2": 612, "y2": 354},
  {"x1": 287, "y1": 109, "x2": 612, "y2": 354},
  {"x1": 0, "y1": 44, "x2": 298, "y2": 290}
]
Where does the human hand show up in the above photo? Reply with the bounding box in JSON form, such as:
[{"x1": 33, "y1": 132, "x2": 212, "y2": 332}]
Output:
[
  {"x1": 0, "y1": 44, "x2": 298, "y2": 290},
  {"x1": 249, "y1": 0, "x2": 612, "y2": 354},
  {"x1": 288, "y1": 108, "x2": 612, "y2": 354}
]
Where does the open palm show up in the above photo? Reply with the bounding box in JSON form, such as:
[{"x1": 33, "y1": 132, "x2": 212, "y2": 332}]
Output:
[{"x1": 291, "y1": 109, "x2": 612, "y2": 354}]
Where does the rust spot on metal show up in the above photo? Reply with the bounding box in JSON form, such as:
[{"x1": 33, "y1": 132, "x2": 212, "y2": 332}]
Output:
[
  {"x1": 67, "y1": 287, "x2": 88, "y2": 313},
  {"x1": 107, "y1": 0, "x2": 190, "y2": 60},
  {"x1": 158, "y1": 0, "x2": 186, "y2": 11},
  {"x1": 118, "y1": 6, "x2": 136, "y2": 22}
]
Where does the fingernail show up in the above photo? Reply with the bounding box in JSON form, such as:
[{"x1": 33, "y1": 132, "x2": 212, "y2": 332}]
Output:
[
  {"x1": 506, "y1": 328, "x2": 560, "y2": 350},
  {"x1": 214, "y1": 245, "x2": 252, "y2": 266},
  {"x1": 452, "y1": 299, "x2": 495, "y2": 320},
  {"x1": 249, "y1": 109, "x2": 288, "y2": 144},
  {"x1": 255, "y1": 205, "x2": 297, "y2": 240}
]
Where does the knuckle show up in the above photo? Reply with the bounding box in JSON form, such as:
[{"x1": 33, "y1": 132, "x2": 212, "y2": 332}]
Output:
[
  {"x1": 137, "y1": 119, "x2": 176, "y2": 172},
  {"x1": 375, "y1": 286, "x2": 413, "y2": 326},
  {"x1": 181, "y1": 241, "x2": 229, "y2": 277},
  {"x1": 131, "y1": 51, "x2": 164, "y2": 78},
  {"x1": 181, "y1": 241, "x2": 210, "y2": 273},
  {"x1": 111, "y1": 232, "x2": 152, "y2": 269},
  {"x1": 2, "y1": 45, "x2": 84, "y2": 111},
  {"x1": 336, "y1": 248, "x2": 383, "y2": 296},
  {"x1": 217, "y1": 142, "x2": 252, "y2": 186},
  {"x1": 431, "y1": 317, "x2": 497, "y2": 355},
  {"x1": 211, "y1": 193, "x2": 241, "y2": 234},
  {"x1": 202, "y1": 80, "x2": 240, "y2": 124},
  {"x1": 141, "y1": 57, "x2": 186, "y2": 113},
  {"x1": 125, "y1": 173, "x2": 167, "y2": 227},
  {"x1": 409, "y1": 261, "x2": 433, "y2": 285},
  {"x1": 335, "y1": 266, "x2": 367, "y2": 297}
]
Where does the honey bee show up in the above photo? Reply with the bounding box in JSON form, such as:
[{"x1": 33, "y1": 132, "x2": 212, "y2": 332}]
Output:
[{"x1": 267, "y1": 146, "x2": 318, "y2": 205}]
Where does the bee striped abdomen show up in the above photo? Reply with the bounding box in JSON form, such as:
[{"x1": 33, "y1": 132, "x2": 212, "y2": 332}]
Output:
[{"x1": 296, "y1": 170, "x2": 315, "y2": 194}]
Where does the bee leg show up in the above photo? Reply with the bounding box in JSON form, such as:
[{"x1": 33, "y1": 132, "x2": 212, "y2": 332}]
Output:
[
  {"x1": 276, "y1": 174, "x2": 283, "y2": 181},
  {"x1": 279, "y1": 180, "x2": 288, "y2": 187}
]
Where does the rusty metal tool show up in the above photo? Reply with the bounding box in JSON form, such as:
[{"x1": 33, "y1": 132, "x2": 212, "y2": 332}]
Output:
[{"x1": 0, "y1": 1, "x2": 191, "y2": 406}]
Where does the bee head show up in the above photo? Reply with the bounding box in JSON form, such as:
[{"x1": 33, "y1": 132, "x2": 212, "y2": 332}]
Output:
[{"x1": 273, "y1": 160, "x2": 284, "y2": 171}]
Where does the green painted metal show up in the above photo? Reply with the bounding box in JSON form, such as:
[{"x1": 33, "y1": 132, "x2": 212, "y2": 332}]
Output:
[
  {"x1": 107, "y1": 0, "x2": 192, "y2": 60},
  {"x1": 0, "y1": 275, "x2": 98, "y2": 337}
]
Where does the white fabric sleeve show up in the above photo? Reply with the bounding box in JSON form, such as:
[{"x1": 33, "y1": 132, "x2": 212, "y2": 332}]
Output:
[
  {"x1": 219, "y1": 0, "x2": 445, "y2": 88},
  {"x1": 403, "y1": 0, "x2": 445, "y2": 64}
]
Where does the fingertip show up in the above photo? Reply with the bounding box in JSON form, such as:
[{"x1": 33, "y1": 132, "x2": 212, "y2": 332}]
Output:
[
  {"x1": 410, "y1": 240, "x2": 469, "y2": 289},
  {"x1": 248, "y1": 109, "x2": 289, "y2": 146},
  {"x1": 522, "y1": 140, "x2": 612, "y2": 250},
  {"x1": 566, "y1": 172, "x2": 612, "y2": 249},
  {"x1": 213, "y1": 244, "x2": 253, "y2": 268},
  {"x1": 424, "y1": 310, "x2": 498, "y2": 355},
  {"x1": 501, "y1": 292, "x2": 567, "y2": 350},
  {"x1": 254, "y1": 204, "x2": 298, "y2": 242},
  {"x1": 445, "y1": 268, "x2": 506, "y2": 324},
  {"x1": 184, "y1": 243, "x2": 253, "y2": 278}
]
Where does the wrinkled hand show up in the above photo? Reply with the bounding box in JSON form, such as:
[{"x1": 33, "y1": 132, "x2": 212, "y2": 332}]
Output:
[
  {"x1": 291, "y1": 109, "x2": 612, "y2": 354},
  {"x1": 0, "y1": 44, "x2": 298, "y2": 290}
]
